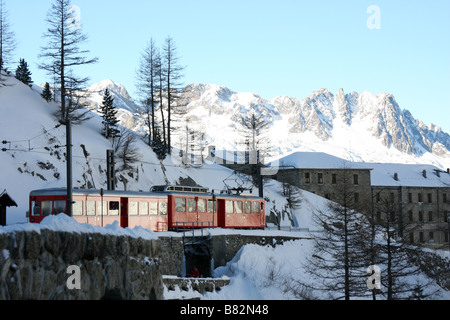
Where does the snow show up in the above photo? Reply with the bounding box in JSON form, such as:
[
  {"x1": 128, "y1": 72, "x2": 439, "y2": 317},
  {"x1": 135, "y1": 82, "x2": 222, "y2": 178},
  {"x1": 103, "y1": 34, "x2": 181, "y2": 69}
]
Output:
[
  {"x1": 270, "y1": 151, "x2": 450, "y2": 187},
  {"x1": 0, "y1": 74, "x2": 449, "y2": 300}
]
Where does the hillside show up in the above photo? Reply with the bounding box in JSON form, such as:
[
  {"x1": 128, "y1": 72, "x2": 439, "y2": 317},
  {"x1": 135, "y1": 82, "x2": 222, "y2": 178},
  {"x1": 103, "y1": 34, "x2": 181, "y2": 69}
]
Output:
[{"x1": 0, "y1": 74, "x2": 304, "y2": 229}]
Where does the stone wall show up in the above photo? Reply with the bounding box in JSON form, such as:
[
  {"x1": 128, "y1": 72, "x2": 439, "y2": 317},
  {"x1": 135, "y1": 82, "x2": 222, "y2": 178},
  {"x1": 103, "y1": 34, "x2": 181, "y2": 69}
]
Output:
[
  {"x1": 0, "y1": 228, "x2": 307, "y2": 300},
  {"x1": 0, "y1": 229, "x2": 184, "y2": 300}
]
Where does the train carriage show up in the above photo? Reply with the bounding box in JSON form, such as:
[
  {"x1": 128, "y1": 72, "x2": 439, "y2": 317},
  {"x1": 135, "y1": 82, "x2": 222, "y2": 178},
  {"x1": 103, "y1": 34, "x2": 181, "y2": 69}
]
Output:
[
  {"x1": 28, "y1": 185, "x2": 265, "y2": 231},
  {"x1": 216, "y1": 194, "x2": 265, "y2": 229}
]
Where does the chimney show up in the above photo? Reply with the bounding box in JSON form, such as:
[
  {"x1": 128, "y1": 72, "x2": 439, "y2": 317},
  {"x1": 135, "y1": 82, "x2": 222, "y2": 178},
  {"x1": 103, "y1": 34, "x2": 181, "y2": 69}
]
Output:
[
  {"x1": 394, "y1": 173, "x2": 398, "y2": 181},
  {"x1": 422, "y1": 170, "x2": 427, "y2": 178},
  {"x1": 447, "y1": 168, "x2": 450, "y2": 174}
]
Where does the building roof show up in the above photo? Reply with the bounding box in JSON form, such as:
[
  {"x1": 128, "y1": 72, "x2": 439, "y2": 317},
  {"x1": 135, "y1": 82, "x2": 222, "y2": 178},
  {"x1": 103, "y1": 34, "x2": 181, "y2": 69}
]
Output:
[
  {"x1": 273, "y1": 152, "x2": 450, "y2": 188},
  {"x1": 271, "y1": 152, "x2": 369, "y2": 170},
  {"x1": 0, "y1": 189, "x2": 18, "y2": 207},
  {"x1": 363, "y1": 163, "x2": 450, "y2": 187}
]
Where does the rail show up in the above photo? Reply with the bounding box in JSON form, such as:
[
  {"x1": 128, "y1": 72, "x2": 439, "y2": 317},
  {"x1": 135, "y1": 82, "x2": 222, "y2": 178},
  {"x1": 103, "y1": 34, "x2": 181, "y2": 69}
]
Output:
[{"x1": 175, "y1": 221, "x2": 213, "y2": 245}]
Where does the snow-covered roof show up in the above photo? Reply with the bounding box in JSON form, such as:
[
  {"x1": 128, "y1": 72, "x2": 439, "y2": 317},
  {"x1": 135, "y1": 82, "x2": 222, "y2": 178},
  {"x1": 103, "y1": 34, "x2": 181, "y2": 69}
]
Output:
[
  {"x1": 273, "y1": 152, "x2": 450, "y2": 187},
  {"x1": 363, "y1": 163, "x2": 450, "y2": 187},
  {"x1": 272, "y1": 152, "x2": 369, "y2": 170},
  {"x1": 0, "y1": 189, "x2": 18, "y2": 207}
]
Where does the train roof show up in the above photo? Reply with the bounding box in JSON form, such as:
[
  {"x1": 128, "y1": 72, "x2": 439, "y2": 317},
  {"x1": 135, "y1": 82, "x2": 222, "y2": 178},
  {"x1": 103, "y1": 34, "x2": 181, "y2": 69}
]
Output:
[{"x1": 29, "y1": 187, "x2": 265, "y2": 200}]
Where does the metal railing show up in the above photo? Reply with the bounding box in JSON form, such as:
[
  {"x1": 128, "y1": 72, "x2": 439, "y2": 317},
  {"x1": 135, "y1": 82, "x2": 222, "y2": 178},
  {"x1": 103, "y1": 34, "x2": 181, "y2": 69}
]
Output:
[{"x1": 175, "y1": 221, "x2": 213, "y2": 244}]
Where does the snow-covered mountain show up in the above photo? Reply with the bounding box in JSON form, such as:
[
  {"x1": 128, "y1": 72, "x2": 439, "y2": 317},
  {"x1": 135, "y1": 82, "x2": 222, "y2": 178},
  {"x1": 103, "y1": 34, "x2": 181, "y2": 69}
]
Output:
[
  {"x1": 179, "y1": 83, "x2": 450, "y2": 169},
  {"x1": 77, "y1": 80, "x2": 450, "y2": 170}
]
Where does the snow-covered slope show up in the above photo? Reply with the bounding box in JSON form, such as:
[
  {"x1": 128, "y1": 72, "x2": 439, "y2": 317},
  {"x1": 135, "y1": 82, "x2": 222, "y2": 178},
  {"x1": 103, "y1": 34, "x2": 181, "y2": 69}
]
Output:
[{"x1": 0, "y1": 74, "x2": 302, "y2": 229}]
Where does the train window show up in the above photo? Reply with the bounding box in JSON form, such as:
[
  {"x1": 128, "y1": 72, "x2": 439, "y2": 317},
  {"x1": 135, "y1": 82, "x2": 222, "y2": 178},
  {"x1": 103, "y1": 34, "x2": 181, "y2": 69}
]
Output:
[
  {"x1": 41, "y1": 201, "x2": 52, "y2": 216},
  {"x1": 234, "y1": 201, "x2": 243, "y2": 214},
  {"x1": 225, "y1": 200, "x2": 233, "y2": 214},
  {"x1": 139, "y1": 202, "x2": 148, "y2": 215},
  {"x1": 207, "y1": 200, "x2": 215, "y2": 213},
  {"x1": 252, "y1": 201, "x2": 260, "y2": 214},
  {"x1": 159, "y1": 202, "x2": 167, "y2": 215},
  {"x1": 129, "y1": 202, "x2": 138, "y2": 216},
  {"x1": 175, "y1": 198, "x2": 186, "y2": 212},
  {"x1": 198, "y1": 199, "x2": 206, "y2": 212},
  {"x1": 109, "y1": 201, "x2": 119, "y2": 216},
  {"x1": 86, "y1": 201, "x2": 96, "y2": 216},
  {"x1": 32, "y1": 201, "x2": 41, "y2": 216},
  {"x1": 54, "y1": 200, "x2": 66, "y2": 214},
  {"x1": 97, "y1": 201, "x2": 107, "y2": 216},
  {"x1": 149, "y1": 202, "x2": 158, "y2": 215},
  {"x1": 73, "y1": 201, "x2": 83, "y2": 216},
  {"x1": 187, "y1": 198, "x2": 196, "y2": 212},
  {"x1": 244, "y1": 201, "x2": 251, "y2": 214}
]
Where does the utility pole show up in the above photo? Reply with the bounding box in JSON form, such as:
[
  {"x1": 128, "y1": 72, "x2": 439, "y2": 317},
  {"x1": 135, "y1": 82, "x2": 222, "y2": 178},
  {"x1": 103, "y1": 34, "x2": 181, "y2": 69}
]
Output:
[
  {"x1": 257, "y1": 150, "x2": 263, "y2": 198},
  {"x1": 106, "y1": 149, "x2": 115, "y2": 190},
  {"x1": 66, "y1": 119, "x2": 73, "y2": 217}
]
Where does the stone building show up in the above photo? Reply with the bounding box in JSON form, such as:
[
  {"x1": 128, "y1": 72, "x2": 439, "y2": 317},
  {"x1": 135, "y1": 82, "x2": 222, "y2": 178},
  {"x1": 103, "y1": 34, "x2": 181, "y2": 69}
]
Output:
[
  {"x1": 272, "y1": 152, "x2": 450, "y2": 248},
  {"x1": 369, "y1": 163, "x2": 450, "y2": 248},
  {"x1": 272, "y1": 152, "x2": 373, "y2": 214}
]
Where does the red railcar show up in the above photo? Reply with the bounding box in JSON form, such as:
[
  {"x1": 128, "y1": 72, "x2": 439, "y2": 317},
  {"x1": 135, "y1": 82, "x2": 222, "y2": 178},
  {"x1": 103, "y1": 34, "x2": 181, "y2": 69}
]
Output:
[{"x1": 27, "y1": 185, "x2": 265, "y2": 231}]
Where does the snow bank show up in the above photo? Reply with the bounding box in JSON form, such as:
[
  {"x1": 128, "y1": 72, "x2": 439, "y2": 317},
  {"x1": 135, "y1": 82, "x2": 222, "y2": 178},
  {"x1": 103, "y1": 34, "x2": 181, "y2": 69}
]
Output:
[{"x1": 0, "y1": 213, "x2": 158, "y2": 240}]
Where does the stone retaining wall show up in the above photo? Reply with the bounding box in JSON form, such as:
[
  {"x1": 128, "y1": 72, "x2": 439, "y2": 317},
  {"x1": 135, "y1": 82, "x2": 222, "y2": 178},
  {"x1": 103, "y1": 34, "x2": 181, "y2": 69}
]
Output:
[
  {"x1": 0, "y1": 229, "x2": 185, "y2": 300},
  {"x1": 0, "y1": 228, "x2": 307, "y2": 300}
]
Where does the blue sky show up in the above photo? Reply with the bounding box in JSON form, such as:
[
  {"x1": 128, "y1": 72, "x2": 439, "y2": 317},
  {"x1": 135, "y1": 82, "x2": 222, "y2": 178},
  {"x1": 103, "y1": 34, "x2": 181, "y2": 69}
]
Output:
[{"x1": 5, "y1": 0, "x2": 450, "y2": 133}]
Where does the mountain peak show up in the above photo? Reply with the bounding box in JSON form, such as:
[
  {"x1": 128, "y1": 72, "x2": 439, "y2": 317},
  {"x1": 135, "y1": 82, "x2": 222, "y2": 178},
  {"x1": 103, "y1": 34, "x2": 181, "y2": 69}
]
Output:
[{"x1": 89, "y1": 79, "x2": 133, "y2": 102}]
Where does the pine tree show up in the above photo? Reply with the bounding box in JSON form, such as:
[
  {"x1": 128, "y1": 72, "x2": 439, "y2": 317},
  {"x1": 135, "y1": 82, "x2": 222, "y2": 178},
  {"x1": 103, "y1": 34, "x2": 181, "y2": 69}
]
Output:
[
  {"x1": 100, "y1": 88, "x2": 120, "y2": 139},
  {"x1": 15, "y1": 58, "x2": 33, "y2": 87},
  {"x1": 151, "y1": 127, "x2": 167, "y2": 160},
  {"x1": 0, "y1": 0, "x2": 16, "y2": 86},
  {"x1": 41, "y1": 82, "x2": 52, "y2": 102},
  {"x1": 38, "y1": 0, "x2": 97, "y2": 124}
]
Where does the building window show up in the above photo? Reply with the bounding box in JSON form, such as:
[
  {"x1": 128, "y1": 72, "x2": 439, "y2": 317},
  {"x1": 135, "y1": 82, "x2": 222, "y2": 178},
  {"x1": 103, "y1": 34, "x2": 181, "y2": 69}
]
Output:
[
  {"x1": 376, "y1": 192, "x2": 381, "y2": 203},
  {"x1": 443, "y1": 193, "x2": 447, "y2": 203},
  {"x1": 428, "y1": 232, "x2": 434, "y2": 243},
  {"x1": 408, "y1": 193, "x2": 412, "y2": 203},
  {"x1": 318, "y1": 173, "x2": 323, "y2": 184},
  {"x1": 332, "y1": 174, "x2": 337, "y2": 184},
  {"x1": 409, "y1": 232, "x2": 414, "y2": 243},
  {"x1": 419, "y1": 232, "x2": 424, "y2": 243},
  {"x1": 418, "y1": 193, "x2": 423, "y2": 203},
  {"x1": 408, "y1": 210, "x2": 413, "y2": 222},
  {"x1": 427, "y1": 193, "x2": 432, "y2": 203},
  {"x1": 418, "y1": 211, "x2": 423, "y2": 222},
  {"x1": 354, "y1": 193, "x2": 359, "y2": 203},
  {"x1": 428, "y1": 211, "x2": 433, "y2": 221},
  {"x1": 304, "y1": 172, "x2": 310, "y2": 184},
  {"x1": 353, "y1": 174, "x2": 359, "y2": 185},
  {"x1": 390, "y1": 193, "x2": 395, "y2": 203}
]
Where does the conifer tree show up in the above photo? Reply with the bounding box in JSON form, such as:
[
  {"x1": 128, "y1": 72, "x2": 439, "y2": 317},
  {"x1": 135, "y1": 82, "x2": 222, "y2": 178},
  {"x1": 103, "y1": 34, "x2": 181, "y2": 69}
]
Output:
[
  {"x1": 152, "y1": 127, "x2": 166, "y2": 160},
  {"x1": 100, "y1": 88, "x2": 120, "y2": 139},
  {"x1": 41, "y1": 82, "x2": 52, "y2": 102},
  {"x1": 38, "y1": 0, "x2": 97, "y2": 123},
  {"x1": 15, "y1": 58, "x2": 32, "y2": 87}
]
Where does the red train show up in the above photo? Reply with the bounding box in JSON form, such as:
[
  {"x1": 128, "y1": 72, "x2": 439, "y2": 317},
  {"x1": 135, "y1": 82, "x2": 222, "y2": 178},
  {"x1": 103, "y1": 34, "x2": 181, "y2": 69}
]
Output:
[{"x1": 27, "y1": 185, "x2": 266, "y2": 231}]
